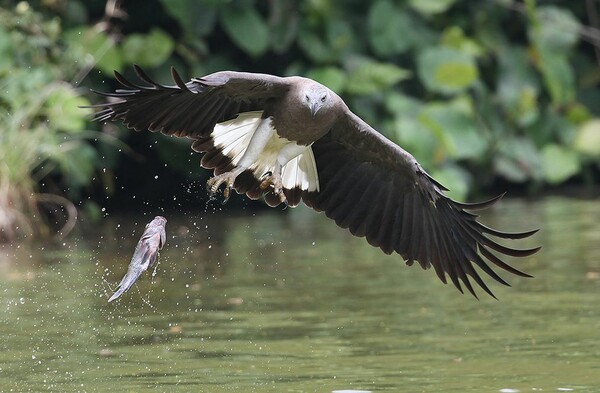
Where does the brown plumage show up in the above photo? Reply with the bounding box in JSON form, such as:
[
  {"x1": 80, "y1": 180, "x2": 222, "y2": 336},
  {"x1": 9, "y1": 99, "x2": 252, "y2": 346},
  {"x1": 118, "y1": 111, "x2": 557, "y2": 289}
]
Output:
[{"x1": 90, "y1": 65, "x2": 540, "y2": 298}]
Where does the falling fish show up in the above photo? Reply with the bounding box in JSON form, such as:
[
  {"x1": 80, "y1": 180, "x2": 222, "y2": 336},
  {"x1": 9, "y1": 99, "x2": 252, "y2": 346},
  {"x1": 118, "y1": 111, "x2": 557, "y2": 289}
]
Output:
[{"x1": 108, "y1": 216, "x2": 167, "y2": 302}]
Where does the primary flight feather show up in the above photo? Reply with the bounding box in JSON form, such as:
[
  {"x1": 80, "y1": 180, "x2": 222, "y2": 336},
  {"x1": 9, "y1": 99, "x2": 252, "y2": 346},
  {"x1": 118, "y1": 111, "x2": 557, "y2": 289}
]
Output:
[{"x1": 91, "y1": 65, "x2": 540, "y2": 298}]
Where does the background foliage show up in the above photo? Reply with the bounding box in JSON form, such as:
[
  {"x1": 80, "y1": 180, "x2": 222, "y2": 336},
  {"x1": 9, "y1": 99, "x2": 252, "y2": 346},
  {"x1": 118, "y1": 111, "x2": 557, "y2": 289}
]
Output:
[
  {"x1": 1, "y1": 0, "x2": 600, "y2": 240},
  {"x1": 0, "y1": 3, "x2": 97, "y2": 241}
]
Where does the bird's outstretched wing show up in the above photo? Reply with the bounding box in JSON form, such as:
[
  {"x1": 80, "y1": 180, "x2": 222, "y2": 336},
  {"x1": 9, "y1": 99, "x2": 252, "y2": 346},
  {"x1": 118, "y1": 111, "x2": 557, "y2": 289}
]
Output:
[
  {"x1": 303, "y1": 110, "x2": 540, "y2": 298},
  {"x1": 89, "y1": 65, "x2": 289, "y2": 138},
  {"x1": 108, "y1": 216, "x2": 167, "y2": 302}
]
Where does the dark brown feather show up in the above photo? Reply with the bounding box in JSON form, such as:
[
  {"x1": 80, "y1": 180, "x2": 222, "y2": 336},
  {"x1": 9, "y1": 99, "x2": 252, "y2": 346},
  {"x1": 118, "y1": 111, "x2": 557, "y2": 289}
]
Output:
[
  {"x1": 303, "y1": 109, "x2": 539, "y2": 297},
  {"x1": 87, "y1": 66, "x2": 288, "y2": 139},
  {"x1": 284, "y1": 187, "x2": 302, "y2": 207}
]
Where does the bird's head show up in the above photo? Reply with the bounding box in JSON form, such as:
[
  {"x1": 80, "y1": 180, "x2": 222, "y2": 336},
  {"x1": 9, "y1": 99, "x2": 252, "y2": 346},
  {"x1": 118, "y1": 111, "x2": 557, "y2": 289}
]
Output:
[{"x1": 302, "y1": 85, "x2": 331, "y2": 119}]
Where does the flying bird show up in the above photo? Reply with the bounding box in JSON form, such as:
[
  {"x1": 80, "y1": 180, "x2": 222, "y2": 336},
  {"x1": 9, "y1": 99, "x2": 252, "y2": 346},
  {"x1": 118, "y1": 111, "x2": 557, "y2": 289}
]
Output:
[
  {"x1": 108, "y1": 216, "x2": 167, "y2": 302},
  {"x1": 91, "y1": 65, "x2": 539, "y2": 298}
]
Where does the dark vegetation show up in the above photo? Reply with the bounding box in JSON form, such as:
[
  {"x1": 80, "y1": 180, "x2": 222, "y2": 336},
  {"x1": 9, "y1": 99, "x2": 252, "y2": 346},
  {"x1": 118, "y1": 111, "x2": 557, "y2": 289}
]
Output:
[{"x1": 1, "y1": 0, "x2": 599, "y2": 240}]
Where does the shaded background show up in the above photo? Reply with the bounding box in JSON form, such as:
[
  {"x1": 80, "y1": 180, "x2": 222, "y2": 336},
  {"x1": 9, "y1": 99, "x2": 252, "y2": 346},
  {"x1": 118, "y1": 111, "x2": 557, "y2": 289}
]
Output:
[{"x1": 0, "y1": 0, "x2": 599, "y2": 235}]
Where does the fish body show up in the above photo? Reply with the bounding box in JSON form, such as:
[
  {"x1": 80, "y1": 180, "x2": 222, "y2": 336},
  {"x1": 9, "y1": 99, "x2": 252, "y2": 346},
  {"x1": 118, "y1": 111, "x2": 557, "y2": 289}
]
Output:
[{"x1": 108, "y1": 216, "x2": 167, "y2": 302}]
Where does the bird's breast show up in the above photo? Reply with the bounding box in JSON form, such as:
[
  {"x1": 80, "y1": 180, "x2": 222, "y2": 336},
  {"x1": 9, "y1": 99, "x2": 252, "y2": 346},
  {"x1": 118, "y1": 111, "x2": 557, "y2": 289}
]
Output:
[{"x1": 271, "y1": 112, "x2": 330, "y2": 146}]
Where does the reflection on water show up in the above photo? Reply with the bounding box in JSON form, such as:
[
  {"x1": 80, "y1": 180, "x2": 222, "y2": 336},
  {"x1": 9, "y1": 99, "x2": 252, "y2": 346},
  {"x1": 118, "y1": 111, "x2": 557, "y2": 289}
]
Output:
[{"x1": 1, "y1": 196, "x2": 600, "y2": 392}]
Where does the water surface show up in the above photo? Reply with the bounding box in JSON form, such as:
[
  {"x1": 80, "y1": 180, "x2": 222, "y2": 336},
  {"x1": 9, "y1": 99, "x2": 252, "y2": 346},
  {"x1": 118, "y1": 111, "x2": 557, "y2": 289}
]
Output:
[{"x1": 1, "y1": 196, "x2": 599, "y2": 392}]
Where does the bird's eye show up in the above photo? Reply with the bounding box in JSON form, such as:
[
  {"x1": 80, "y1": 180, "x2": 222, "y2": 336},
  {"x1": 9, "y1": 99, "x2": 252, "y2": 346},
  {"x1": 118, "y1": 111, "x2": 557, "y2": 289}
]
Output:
[
  {"x1": 320, "y1": 95, "x2": 326, "y2": 102},
  {"x1": 305, "y1": 95, "x2": 310, "y2": 102}
]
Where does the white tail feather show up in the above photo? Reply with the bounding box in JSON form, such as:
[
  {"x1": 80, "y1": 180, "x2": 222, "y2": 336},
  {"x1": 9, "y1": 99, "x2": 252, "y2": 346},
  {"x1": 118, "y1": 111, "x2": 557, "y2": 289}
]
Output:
[{"x1": 281, "y1": 148, "x2": 319, "y2": 192}]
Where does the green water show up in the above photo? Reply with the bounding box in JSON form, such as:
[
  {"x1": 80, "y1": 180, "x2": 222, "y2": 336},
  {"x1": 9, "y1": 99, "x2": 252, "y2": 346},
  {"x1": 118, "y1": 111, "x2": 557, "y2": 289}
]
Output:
[{"x1": 1, "y1": 196, "x2": 599, "y2": 392}]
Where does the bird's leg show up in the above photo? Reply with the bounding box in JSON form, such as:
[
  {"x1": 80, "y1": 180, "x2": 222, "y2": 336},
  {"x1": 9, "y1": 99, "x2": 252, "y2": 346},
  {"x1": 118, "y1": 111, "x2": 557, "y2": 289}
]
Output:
[
  {"x1": 207, "y1": 166, "x2": 245, "y2": 202},
  {"x1": 259, "y1": 164, "x2": 286, "y2": 204},
  {"x1": 258, "y1": 142, "x2": 311, "y2": 205}
]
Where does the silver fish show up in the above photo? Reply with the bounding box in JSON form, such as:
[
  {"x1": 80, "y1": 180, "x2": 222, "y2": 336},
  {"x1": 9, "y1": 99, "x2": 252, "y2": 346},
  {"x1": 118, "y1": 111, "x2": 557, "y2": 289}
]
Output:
[{"x1": 108, "y1": 216, "x2": 167, "y2": 302}]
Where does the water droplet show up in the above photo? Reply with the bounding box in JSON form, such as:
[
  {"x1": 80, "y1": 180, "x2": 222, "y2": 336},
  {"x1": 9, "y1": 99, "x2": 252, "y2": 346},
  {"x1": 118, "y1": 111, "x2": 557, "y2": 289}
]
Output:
[{"x1": 19, "y1": 298, "x2": 25, "y2": 305}]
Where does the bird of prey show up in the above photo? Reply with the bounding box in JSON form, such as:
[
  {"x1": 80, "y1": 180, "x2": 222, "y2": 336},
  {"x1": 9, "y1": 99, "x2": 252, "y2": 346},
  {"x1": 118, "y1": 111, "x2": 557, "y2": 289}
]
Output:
[
  {"x1": 92, "y1": 65, "x2": 539, "y2": 298},
  {"x1": 108, "y1": 216, "x2": 167, "y2": 302}
]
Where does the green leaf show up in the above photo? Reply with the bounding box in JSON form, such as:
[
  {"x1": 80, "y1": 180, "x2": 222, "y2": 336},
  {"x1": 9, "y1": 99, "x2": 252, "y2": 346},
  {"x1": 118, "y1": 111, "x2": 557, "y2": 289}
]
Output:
[
  {"x1": 64, "y1": 28, "x2": 123, "y2": 74},
  {"x1": 269, "y1": 0, "x2": 299, "y2": 53},
  {"x1": 160, "y1": 0, "x2": 217, "y2": 38},
  {"x1": 528, "y1": 6, "x2": 578, "y2": 105},
  {"x1": 419, "y1": 102, "x2": 487, "y2": 160},
  {"x1": 219, "y1": 7, "x2": 269, "y2": 57},
  {"x1": 538, "y1": 54, "x2": 575, "y2": 105},
  {"x1": 346, "y1": 61, "x2": 410, "y2": 95},
  {"x1": 297, "y1": 31, "x2": 334, "y2": 63},
  {"x1": 368, "y1": 0, "x2": 413, "y2": 56},
  {"x1": 497, "y1": 46, "x2": 540, "y2": 127},
  {"x1": 0, "y1": 26, "x2": 15, "y2": 73},
  {"x1": 326, "y1": 19, "x2": 355, "y2": 56},
  {"x1": 45, "y1": 87, "x2": 91, "y2": 133},
  {"x1": 64, "y1": 1, "x2": 88, "y2": 25},
  {"x1": 417, "y1": 47, "x2": 479, "y2": 95},
  {"x1": 384, "y1": 92, "x2": 422, "y2": 115},
  {"x1": 440, "y1": 26, "x2": 484, "y2": 58},
  {"x1": 122, "y1": 29, "x2": 174, "y2": 68},
  {"x1": 408, "y1": 0, "x2": 457, "y2": 16},
  {"x1": 384, "y1": 93, "x2": 438, "y2": 167},
  {"x1": 145, "y1": 28, "x2": 175, "y2": 65},
  {"x1": 526, "y1": 109, "x2": 565, "y2": 147},
  {"x1": 430, "y1": 163, "x2": 471, "y2": 201},
  {"x1": 535, "y1": 6, "x2": 580, "y2": 53},
  {"x1": 306, "y1": 67, "x2": 347, "y2": 93},
  {"x1": 494, "y1": 137, "x2": 543, "y2": 183},
  {"x1": 393, "y1": 116, "x2": 438, "y2": 168},
  {"x1": 566, "y1": 103, "x2": 592, "y2": 125},
  {"x1": 541, "y1": 144, "x2": 580, "y2": 184},
  {"x1": 574, "y1": 119, "x2": 600, "y2": 157},
  {"x1": 57, "y1": 142, "x2": 97, "y2": 189}
]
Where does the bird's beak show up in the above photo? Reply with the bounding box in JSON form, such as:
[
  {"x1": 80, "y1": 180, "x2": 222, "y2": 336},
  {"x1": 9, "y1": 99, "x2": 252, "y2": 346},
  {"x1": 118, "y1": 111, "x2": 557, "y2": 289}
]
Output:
[{"x1": 310, "y1": 102, "x2": 320, "y2": 118}]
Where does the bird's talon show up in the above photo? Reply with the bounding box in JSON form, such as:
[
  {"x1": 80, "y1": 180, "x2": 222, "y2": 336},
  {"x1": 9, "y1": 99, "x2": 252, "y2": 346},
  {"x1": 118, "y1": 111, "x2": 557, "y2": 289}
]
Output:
[
  {"x1": 259, "y1": 171, "x2": 284, "y2": 194},
  {"x1": 221, "y1": 186, "x2": 231, "y2": 205},
  {"x1": 259, "y1": 171, "x2": 272, "y2": 181},
  {"x1": 207, "y1": 173, "x2": 237, "y2": 203},
  {"x1": 259, "y1": 172, "x2": 272, "y2": 189}
]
